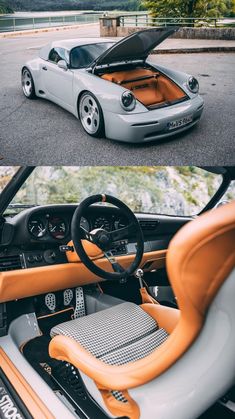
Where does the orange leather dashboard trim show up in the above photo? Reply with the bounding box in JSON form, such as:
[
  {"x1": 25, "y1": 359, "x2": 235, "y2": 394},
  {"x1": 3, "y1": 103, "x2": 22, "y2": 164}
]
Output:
[
  {"x1": 0, "y1": 348, "x2": 54, "y2": 418},
  {"x1": 0, "y1": 250, "x2": 166, "y2": 303},
  {"x1": 49, "y1": 201, "x2": 235, "y2": 390}
]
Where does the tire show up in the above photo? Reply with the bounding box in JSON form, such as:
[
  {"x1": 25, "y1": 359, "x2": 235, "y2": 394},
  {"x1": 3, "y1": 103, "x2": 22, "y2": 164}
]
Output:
[
  {"x1": 78, "y1": 91, "x2": 104, "y2": 137},
  {"x1": 21, "y1": 67, "x2": 36, "y2": 99}
]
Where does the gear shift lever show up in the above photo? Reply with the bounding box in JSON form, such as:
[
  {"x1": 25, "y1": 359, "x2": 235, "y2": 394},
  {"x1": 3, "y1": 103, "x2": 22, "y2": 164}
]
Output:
[
  {"x1": 135, "y1": 268, "x2": 144, "y2": 288},
  {"x1": 135, "y1": 268, "x2": 159, "y2": 305}
]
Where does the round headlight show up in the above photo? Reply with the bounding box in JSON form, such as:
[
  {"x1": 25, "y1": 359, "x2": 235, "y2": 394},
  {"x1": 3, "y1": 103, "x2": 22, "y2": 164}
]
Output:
[
  {"x1": 121, "y1": 91, "x2": 136, "y2": 111},
  {"x1": 187, "y1": 76, "x2": 199, "y2": 93}
]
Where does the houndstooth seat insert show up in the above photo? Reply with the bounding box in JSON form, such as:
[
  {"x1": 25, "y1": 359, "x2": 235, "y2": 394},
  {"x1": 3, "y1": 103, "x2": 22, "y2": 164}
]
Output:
[{"x1": 50, "y1": 302, "x2": 168, "y2": 366}]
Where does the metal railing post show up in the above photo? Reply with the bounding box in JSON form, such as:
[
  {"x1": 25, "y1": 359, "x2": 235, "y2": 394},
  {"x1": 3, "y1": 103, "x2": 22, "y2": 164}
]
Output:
[
  {"x1": 33, "y1": 17, "x2": 35, "y2": 29},
  {"x1": 13, "y1": 18, "x2": 15, "y2": 31}
]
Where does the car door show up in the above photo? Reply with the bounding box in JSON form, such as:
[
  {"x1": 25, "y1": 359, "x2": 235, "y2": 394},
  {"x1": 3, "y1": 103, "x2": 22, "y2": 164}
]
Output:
[{"x1": 42, "y1": 47, "x2": 74, "y2": 111}]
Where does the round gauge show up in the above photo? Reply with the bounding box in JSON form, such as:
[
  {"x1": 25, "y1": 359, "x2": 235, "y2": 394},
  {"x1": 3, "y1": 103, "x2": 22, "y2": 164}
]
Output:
[
  {"x1": 114, "y1": 217, "x2": 127, "y2": 230},
  {"x1": 94, "y1": 216, "x2": 110, "y2": 231},
  {"x1": 28, "y1": 218, "x2": 46, "y2": 238},
  {"x1": 80, "y1": 217, "x2": 90, "y2": 231},
  {"x1": 48, "y1": 217, "x2": 67, "y2": 240}
]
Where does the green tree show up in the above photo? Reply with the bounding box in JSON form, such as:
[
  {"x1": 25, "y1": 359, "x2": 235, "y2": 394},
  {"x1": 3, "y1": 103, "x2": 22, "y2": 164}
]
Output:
[
  {"x1": 142, "y1": 0, "x2": 229, "y2": 18},
  {"x1": 0, "y1": 1, "x2": 13, "y2": 13}
]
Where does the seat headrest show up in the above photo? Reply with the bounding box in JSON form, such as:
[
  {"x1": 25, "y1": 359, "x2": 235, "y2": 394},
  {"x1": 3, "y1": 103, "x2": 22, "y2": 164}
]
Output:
[{"x1": 167, "y1": 200, "x2": 235, "y2": 321}]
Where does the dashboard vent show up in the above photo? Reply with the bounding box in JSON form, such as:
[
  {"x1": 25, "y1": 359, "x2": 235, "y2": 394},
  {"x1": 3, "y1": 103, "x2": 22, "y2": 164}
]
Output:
[
  {"x1": 0, "y1": 254, "x2": 24, "y2": 272},
  {"x1": 139, "y1": 220, "x2": 159, "y2": 231}
]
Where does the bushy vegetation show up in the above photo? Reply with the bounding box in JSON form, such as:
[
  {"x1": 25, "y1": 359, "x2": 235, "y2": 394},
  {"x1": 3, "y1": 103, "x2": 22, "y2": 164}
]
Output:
[
  {"x1": 0, "y1": 1, "x2": 13, "y2": 13},
  {"x1": 142, "y1": 0, "x2": 233, "y2": 18},
  {"x1": 6, "y1": 0, "x2": 143, "y2": 12}
]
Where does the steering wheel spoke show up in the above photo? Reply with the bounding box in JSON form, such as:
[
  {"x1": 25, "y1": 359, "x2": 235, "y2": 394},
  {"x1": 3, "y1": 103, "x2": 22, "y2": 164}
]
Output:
[
  {"x1": 79, "y1": 226, "x2": 96, "y2": 243},
  {"x1": 104, "y1": 251, "x2": 125, "y2": 274}
]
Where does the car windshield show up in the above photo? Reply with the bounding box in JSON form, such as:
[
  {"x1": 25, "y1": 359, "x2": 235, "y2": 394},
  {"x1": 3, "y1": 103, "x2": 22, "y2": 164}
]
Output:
[
  {"x1": 1, "y1": 166, "x2": 229, "y2": 217},
  {"x1": 70, "y1": 42, "x2": 114, "y2": 68}
]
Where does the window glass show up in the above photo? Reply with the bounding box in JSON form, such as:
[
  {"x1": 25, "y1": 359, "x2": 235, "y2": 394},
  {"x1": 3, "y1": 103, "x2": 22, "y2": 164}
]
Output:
[
  {"x1": 6, "y1": 166, "x2": 225, "y2": 217},
  {"x1": 0, "y1": 167, "x2": 19, "y2": 193},
  {"x1": 70, "y1": 43, "x2": 114, "y2": 68},
  {"x1": 48, "y1": 48, "x2": 69, "y2": 64}
]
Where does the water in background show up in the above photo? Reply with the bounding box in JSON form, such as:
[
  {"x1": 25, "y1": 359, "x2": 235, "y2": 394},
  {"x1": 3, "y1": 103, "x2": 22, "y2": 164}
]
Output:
[{"x1": 0, "y1": 11, "x2": 103, "y2": 32}]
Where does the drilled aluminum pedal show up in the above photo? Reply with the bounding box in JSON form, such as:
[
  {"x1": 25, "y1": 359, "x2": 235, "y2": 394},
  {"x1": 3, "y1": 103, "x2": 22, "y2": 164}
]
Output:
[
  {"x1": 63, "y1": 289, "x2": 73, "y2": 306},
  {"x1": 74, "y1": 287, "x2": 85, "y2": 318},
  {"x1": 45, "y1": 293, "x2": 56, "y2": 311}
]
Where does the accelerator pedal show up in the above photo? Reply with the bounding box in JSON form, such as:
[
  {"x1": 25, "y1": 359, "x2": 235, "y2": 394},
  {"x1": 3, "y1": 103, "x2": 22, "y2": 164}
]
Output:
[{"x1": 73, "y1": 287, "x2": 86, "y2": 319}]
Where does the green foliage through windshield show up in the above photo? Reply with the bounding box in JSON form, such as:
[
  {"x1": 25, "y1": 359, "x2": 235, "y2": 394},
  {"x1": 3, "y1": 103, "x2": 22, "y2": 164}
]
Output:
[{"x1": 5, "y1": 166, "x2": 226, "y2": 216}]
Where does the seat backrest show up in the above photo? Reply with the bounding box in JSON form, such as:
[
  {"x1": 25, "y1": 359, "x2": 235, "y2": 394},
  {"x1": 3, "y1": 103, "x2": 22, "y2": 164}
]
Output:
[{"x1": 167, "y1": 200, "x2": 235, "y2": 327}]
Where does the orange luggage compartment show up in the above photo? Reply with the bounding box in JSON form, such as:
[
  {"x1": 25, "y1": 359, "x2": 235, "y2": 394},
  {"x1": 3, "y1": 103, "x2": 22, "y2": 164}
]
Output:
[{"x1": 101, "y1": 67, "x2": 187, "y2": 107}]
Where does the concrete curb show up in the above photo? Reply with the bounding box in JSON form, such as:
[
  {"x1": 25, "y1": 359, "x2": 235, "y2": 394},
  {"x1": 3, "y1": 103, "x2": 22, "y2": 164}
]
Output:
[
  {"x1": 0, "y1": 23, "x2": 98, "y2": 38},
  {"x1": 154, "y1": 46, "x2": 235, "y2": 54}
]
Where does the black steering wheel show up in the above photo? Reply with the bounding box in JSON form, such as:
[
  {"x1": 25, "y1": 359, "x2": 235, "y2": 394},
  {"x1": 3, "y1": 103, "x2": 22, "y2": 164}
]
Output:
[{"x1": 71, "y1": 194, "x2": 144, "y2": 280}]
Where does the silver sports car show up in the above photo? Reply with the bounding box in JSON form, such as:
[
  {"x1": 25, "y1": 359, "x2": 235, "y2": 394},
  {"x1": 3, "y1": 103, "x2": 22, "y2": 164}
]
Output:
[{"x1": 21, "y1": 28, "x2": 204, "y2": 143}]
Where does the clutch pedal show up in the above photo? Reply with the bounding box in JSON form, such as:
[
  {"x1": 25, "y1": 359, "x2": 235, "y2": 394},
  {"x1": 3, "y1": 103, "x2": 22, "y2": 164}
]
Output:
[{"x1": 45, "y1": 293, "x2": 56, "y2": 311}]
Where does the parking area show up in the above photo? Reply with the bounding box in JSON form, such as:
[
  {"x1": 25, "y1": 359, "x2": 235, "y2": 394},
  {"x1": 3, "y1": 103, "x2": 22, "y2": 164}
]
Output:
[{"x1": 0, "y1": 26, "x2": 234, "y2": 165}]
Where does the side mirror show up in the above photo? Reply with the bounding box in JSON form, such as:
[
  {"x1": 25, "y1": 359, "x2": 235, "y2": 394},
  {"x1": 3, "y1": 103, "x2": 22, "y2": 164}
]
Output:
[{"x1": 57, "y1": 60, "x2": 68, "y2": 71}]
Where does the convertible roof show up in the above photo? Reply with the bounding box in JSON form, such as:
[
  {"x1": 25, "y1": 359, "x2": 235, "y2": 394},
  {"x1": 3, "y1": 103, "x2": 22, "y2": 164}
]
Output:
[{"x1": 39, "y1": 37, "x2": 114, "y2": 60}]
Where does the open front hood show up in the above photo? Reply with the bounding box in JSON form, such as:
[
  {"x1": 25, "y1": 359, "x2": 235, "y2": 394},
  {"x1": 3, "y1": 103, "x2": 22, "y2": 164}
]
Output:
[{"x1": 93, "y1": 27, "x2": 178, "y2": 67}]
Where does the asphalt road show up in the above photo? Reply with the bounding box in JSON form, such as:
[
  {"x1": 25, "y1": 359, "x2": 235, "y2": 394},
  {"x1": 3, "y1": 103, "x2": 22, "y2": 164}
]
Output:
[{"x1": 0, "y1": 26, "x2": 234, "y2": 165}]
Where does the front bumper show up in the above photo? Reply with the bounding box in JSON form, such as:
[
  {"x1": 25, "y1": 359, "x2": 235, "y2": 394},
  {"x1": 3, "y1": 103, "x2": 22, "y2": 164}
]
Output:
[{"x1": 104, "y1": 95, "x2": 204, "y2": 143}]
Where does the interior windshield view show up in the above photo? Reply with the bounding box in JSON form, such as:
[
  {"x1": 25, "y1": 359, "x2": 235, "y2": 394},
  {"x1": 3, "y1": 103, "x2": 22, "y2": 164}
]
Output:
[{"x1": 0, "y1": 166, "x2": 234, "y2": 419}]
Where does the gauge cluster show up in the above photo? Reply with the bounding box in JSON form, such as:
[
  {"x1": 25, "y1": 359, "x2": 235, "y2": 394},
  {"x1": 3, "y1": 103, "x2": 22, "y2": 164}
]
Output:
[{"x1": 26, "y1": 207, "x2": 128, "y2": 242}]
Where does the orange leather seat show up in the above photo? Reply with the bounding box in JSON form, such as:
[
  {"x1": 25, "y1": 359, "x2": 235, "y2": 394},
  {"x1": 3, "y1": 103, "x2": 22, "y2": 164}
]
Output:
[{"x1": 49, "y1": 200, "x2": 235, "y2": 419}]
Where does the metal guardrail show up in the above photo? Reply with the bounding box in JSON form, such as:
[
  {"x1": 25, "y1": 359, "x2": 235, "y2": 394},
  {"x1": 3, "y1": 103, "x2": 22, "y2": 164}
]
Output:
[
  {"x1": 119, "y1": 15, "x2": 219, "y2": 28},
  {"x1": 0, "y1": 13, "x2": 101, "y2": 33}
]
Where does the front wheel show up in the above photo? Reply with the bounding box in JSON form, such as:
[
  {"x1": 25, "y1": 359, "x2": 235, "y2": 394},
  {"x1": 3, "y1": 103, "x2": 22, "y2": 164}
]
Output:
[
  {"x1": 21, "y1": 67, "x2": 36, "y2": 99},
  {"x1": 78, "y1": 91, "x2": 104, "y2": 137}
]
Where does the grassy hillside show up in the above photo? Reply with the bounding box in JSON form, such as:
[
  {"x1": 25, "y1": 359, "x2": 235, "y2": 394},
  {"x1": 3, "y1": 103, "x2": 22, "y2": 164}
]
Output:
[{"x1": 6, "y1": 0, "x2": 142, "y2": 11}]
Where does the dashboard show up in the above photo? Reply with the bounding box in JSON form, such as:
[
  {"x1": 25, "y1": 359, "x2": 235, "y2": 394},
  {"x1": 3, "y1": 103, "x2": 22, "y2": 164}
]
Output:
[
  {"x1": 26, "y1": 206, "x2": 129, "y2": 242},
  {"x1": 0, "y1": 204, "x2": 189, "y2": 274}
]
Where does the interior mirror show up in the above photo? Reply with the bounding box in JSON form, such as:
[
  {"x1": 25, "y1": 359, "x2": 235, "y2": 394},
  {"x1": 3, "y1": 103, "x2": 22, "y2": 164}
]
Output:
[{"x1": 57, "y1": 60, "x2": 68, "y2": 71}]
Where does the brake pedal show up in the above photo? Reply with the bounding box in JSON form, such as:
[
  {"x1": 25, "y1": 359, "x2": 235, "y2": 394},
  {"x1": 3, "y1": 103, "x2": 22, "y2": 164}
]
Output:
[
  {"x1": 73, "y1": 287, "x2": 85, "y2": 318},
  {"x1": 63, "y1": 289, "x2": 73, "y2": 306},
  {"x1": 45, "y1": 293, "x2": 56, "y2": 311}
]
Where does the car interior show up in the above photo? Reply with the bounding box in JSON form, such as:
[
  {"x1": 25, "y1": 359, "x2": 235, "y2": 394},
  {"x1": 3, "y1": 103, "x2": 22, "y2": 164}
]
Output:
[{"x1": 0, "y1": 166, "x2": 234, "y2": 419}]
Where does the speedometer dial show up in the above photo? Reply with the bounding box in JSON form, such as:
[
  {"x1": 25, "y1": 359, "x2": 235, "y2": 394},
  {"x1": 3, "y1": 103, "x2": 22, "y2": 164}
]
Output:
[
  {"x1": 28, "y1": 218, "x2": 46, "y2": 238},
  {"x1": 48, "y1": 217, "x2": 67, "y2": 240},
  {"x1": 94, "y1": 216, "x2": 110, "y2": 231}
]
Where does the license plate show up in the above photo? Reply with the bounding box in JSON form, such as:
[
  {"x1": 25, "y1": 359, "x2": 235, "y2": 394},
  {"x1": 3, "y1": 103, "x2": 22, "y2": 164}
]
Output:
[{"x1": 167, "y1": 115, "x2": 193, "y2": 131}]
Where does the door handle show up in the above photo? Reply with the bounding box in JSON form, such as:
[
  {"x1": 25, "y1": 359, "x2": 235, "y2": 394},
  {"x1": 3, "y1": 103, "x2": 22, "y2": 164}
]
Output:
[{"x1": 42, "y1": 66, "x2": 47, "y2": 71}]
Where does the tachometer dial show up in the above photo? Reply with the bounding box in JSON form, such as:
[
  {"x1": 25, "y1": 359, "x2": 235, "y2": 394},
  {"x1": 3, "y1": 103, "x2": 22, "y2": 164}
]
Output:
[
  {"x1": 94, "y1": 216, "x2": 110, "y2": 231},
  {"x1": 28, "y1": 218, "x2": 46, "y2": 238},
  {"x1": 80, "y1": 217, "x2": 90, "y2": 231},
  {"x1": 48, "y1": 217, "x2": 67, "y2": 240}
]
